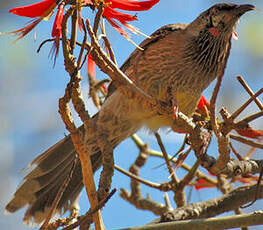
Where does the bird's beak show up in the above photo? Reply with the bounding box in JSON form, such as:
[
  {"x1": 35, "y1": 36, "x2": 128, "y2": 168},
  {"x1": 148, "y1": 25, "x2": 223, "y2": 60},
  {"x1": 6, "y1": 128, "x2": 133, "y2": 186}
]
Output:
[{"x1": 235, "y1": 4, "x2": 255, "y2": 16}]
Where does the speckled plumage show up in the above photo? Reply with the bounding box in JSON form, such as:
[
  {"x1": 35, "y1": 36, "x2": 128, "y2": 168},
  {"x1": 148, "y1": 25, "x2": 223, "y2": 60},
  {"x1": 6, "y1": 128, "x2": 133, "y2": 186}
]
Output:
[{"x1": 5, "y1": 4, "x2": 254, "y2": 224}]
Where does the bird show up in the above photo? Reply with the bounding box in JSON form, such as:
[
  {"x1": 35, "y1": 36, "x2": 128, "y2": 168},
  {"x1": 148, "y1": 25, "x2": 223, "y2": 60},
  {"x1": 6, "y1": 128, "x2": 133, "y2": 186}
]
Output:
[{"x1": 5, "y1": 3, "x2": 255, "y2": 225}]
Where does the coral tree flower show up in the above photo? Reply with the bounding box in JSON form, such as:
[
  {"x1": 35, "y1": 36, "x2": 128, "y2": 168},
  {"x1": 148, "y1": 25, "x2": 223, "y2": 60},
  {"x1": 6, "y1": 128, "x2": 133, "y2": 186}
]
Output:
[
  {"x1": 88, "y1": 54, "x2": 96, "y2": 79},
  {"x1": 236, "y1": 128, "x2": 263, "y2": 139},
  {"x1": 196, "y1": 95, "x2": 263, "y2": 139},
  {"x1": 9, "y1": 0, "x2": 57, "y2": 18},
  {"x1": 51, "y1": 3, "x2": 65, "y2": 63},
  {"x1": 7, "y1": 0, "x2": 63, "y2": 62},
  {"x1": 7, "y1": 0, "x2": 160, "y2": 39},
  {"x1": 197, "y1": 95, "x2": 210, "y2": 114},
  {"x1": 194, "y1": 178, "x2": 216, "y2": 190},
  {"x1": 7, "y1": 0, "x2": 160, "y2": 62},
  {"x1": 8, "y1": 0, "x2": 57, "y2": 40},
  {"x1": 102, "y1": 0, "x2": 160, "y2": 37}
]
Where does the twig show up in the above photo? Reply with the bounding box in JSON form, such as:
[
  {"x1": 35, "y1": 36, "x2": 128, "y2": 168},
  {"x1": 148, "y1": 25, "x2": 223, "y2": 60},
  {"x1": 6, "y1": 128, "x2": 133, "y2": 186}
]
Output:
[
  {"x1": 236, "y1": 111, "x2": 263, "y2": 125},
  {"x1": 229, "y1": 142, "x2": 244, "y2": 161},
  {"x1": 70, "y1": 9, "x2": 77, "y2": 52},
  {"x1": 230, "y1": 88, "x2": 263, "y2": 120},
  {"x1": 120, "y1": 188, "x2": 170, "y2": 216},
  {"x1": 100, "y1": 22, "x2": 117, "y2": 64},
  {"x1": 179, "y1": 160, "x2": 200, "y2": 189},
  {"x1": 114, "y1": 164, "x2": 171, "y2": 191},
  {"x1": 216, "y1": 174, "x2": 229, "y2": 194},
  {"x1": 209, "y1": 72, "x2": 231, "y2": 173},
  {"x1": 37, "y1": 38, "x2": 55, "y2": 53},
  {"x1": 154, "y1": 135, "x2": 189, "y2": 169},
  {"x1": 211, "y1": 134, "x2": 231, "y2": 173},
  {"x1": 71, "y1": 74, "x2": 105, "y2": 229},
  {"x1": 232, "y1": 208, "x2": 248, "y2": 230},
  {"x1": 101, "y1": 34, "x2": 117, "y2": 65},
  {"x1": 62, "y1": 188, "x2": 117, "y2": 230},
  {"x1": 61, "y1": 8, "x2": 76, "y2": 75},
  {"x1": 171, "y1": 135, "x2": 188, "y2": 160},
  {"x1": 60, "y1": 7, "x2": 104, "y2": 230},
  {"x1": 247, "y1": 136, "x2": 263, "y2": 159},
  {"x1": 154, "y1": 132, "x2": 179, "y2": 185},
  {"x1": 130, "y1": 134, "x2": 148, "y2": 151},
  {"x1": 188, "y1": 126, "x2": 216, "y2": 172},
  {"x1": 237, "y1": 76, "x2": 263, "y2": 110},
  {"x1": 77, "y1": 18, "x2": 87, "y2": 69},
  {"x1": 120, "y1": 149, "x2": 170, "y2": 215},
  {"x1": 230, "y1": 134, "x2": 263, "y2": 149},
  {"x1": 59, "y1": 83, "x2": 104, "y2": 230},
  {"x1": 97, "y1": 136, "x2": 114, "y2": 201},
  {"x1": 93, "y1": 1, "x2": 104, "y2": 35},
  {"x1": 146, "y1": 139, "x2": 217, "y2": 187},
  {"x1": 210, "y1": 73, "x2": 224, "y2": 137},
  {"x1": 79, "y1": 51, "x2": 89, "y2": 70},
  {"x1": 241, "y1": 168, "x2": 263, "y2": 209},
  {"x1": 158, "y1": 184, "x2": 263, "y2": 224},
  {"x1": 163, "y1": 193, "x2": 173, "y2": 211},
  {"x1": 123, "y1": 211, "x2": 263, "y2": 230}
]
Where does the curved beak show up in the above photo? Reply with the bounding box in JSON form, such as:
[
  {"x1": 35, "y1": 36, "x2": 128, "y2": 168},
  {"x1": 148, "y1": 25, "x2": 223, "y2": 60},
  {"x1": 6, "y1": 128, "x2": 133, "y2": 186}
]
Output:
[{"x1": 235, "y1": 4, "x2": 255, "y2": 16}]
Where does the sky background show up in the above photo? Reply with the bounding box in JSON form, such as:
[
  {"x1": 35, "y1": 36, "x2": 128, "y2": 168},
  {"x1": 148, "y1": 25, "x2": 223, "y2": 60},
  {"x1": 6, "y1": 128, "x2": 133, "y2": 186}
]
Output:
[{"x1": 1, "y1": 0, "x2": 263, "y2": 229}]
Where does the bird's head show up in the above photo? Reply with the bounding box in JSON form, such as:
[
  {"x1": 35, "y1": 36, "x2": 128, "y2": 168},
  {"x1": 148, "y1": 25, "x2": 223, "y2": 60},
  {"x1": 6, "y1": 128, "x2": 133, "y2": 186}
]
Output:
[
  {"x1": 181, "y1": 4, "x2": 255, "y2": 96},
  {"x1": 188, "y1": 3, "x2": 255, "y2": 38}
]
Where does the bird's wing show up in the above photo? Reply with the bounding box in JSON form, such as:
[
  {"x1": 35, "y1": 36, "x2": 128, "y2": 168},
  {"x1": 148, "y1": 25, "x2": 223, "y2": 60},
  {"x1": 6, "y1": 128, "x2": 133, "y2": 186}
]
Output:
[{"x1": 107, "y1": 23, "x2": 188, "y2": 97}]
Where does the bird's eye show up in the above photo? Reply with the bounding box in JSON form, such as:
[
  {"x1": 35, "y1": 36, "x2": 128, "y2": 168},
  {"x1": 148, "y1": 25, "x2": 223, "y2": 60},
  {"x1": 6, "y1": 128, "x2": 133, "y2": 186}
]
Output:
[{"x1": 212, "y1": 8, "x2": 220, "y2": 16}]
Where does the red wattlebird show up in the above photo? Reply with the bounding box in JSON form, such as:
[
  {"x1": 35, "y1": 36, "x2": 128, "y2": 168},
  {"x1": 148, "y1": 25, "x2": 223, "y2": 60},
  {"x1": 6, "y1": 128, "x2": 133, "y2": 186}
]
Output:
[{"x1": 5, "y1": 3, "x2": 254, "y2": 224}]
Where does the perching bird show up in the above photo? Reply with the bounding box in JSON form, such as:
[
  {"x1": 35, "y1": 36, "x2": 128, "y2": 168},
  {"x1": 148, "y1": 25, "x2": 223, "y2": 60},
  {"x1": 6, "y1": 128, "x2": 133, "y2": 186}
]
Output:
[{"x1": 5, "y1": 3, "x2": 255, "y2": 224}]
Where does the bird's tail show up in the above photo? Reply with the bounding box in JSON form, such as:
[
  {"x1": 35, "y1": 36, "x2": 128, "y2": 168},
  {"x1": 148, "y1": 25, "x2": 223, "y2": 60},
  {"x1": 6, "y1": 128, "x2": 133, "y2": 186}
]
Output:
[
  {"x1": 5, "y1": 90, "x2": 145, "y2": 225},
  {"x1": 5, "y1": 126, "x2": 102, "y2": 224}
]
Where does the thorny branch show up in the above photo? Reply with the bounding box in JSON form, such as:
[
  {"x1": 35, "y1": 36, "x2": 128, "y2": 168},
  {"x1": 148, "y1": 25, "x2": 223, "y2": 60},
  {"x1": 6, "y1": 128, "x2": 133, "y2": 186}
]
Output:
[
  {"x1": 62, "y1": 189, "x2": 116, "y2": 230},
  {"x1": 117, "y1": 76, "x2": 263, "y2": 226},
  {"x1": 158, "y1": 184, "x2": 263, "y2": 223},
  {"x1": 59, "y1": 5, "x2": 105, "y2": 230}
]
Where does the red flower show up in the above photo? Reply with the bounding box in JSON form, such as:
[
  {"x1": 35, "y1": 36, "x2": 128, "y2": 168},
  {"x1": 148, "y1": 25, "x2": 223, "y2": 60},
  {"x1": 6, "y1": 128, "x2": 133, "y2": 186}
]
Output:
[
  {"x1": 196, "y1": 95, "x2": 210, "y2": 117},
  {"x1": 87, "y1": 54, "x2": 107, "y2": 92},
  {"x1": 108, "y1": 0, "x2": 159, "y2": 11},
  {"x1": 9, "y1": 0, "x2": 57, "y2": 18},
  {"x1": 82, "y1": 0, "x2": 93, "y2": 4},
  {"x1": 102, "y1": 0, "x2": 160, "y2": 37},
  {"x1": 7, "y1": 0, "x2": 159, "y2": 40},
  {"x1": 5, "y1": 0, "x2": 160, "y2": 63},
  {"x1": 236, "y1": 128, "x2": 263, "y2": 139},
  {"x1": 50, "y1": 3, "x2": 65, "y2": 64},
  {"x1": 88, "y1": 54, "x2": 96, "y2": 78},
  {"x1": 194, "y1": 178, "x2": 216, "y2": 190},
  {"x1": 197, "y1": 95, "x2": 210, "y2": 113},
  {"x1": 103, "y1": 6, "x2": 137, "y2": 22},
  {"x1": 52, "y1": 4, "x2": 64, "y2": 40},
  {"x1": 6, "y1": 0, "x2": 57, "y2": 41}
]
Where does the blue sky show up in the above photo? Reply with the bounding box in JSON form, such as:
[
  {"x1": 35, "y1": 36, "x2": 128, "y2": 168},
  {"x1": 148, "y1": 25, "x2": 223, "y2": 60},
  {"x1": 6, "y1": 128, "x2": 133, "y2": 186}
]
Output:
[{"x1": 1, "y1": 0, "x2": 263, "y2": 229}]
